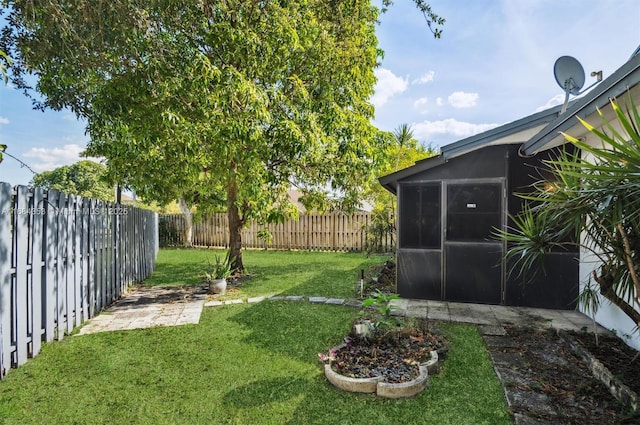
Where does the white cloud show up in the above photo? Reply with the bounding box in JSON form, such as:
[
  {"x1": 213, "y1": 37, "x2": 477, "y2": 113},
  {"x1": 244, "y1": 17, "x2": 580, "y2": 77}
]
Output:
[
  {"x1": 448, "y1": 91, "x2": 479, "y2": 108},
  {"x1": 412, "y1": 71, "x2": 435, "y2": 85},
  {"x1": 0, "y1": 117, "x2": 9, "y2": 125},
  {"x1": 23, "y1": 143, "x2": 98, "y2": 172},
  {"x1": 412, "y1": 118, "x2": 500, "y2": 140},
  {"x1": 436, "y1": 97, "x2": 444, "y2": 106},
  {"x1": 413, "y1": 97, "x2": 428, "y2": 111},
  {"x1": 535, "y1": 94, "x2": 565, "y2": 112},
  {"x1": 371, "y1": 68, "x2": 408, "y2": 108}
]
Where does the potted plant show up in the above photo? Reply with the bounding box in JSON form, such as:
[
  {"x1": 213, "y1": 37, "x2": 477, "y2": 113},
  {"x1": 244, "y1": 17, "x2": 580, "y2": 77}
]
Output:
[{"x1": 204, "y1": 253, "x2": 232, "y2": 294}]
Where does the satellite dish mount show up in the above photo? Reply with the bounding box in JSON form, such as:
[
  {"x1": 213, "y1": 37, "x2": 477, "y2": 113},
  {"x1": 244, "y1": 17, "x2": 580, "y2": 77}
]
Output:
[{"x1": 553, "y1": 55, "x2": 602, "y2": 114}]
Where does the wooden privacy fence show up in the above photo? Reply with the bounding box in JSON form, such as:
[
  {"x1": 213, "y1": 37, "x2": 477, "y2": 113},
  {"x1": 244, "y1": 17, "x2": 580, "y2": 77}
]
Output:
[
  {"x1": 0, "y1": 183, "x2": 158, "y2": 379},
  {"x1": 159, "y1": 212, "x2": 394, "y2": 252}
]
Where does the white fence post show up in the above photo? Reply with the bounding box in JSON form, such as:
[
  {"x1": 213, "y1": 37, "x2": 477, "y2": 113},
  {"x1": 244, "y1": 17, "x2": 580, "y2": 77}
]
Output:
[
  {"x1": 0, "y1": 183, "x2": 12, "y2": 378},
  {"x1": 31, "y1": 187, "x2": 45, "y2": 358},
  {"x1": 15, "y1": 186, "x2": 30, "y2": 366}
]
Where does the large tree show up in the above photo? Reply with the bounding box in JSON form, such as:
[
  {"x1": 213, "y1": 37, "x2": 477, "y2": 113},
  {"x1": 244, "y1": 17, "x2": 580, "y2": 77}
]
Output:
[
  {"x1": 2, "y1": 1, "x2": 388, "y2": 272},
  {"x1": 31, "y1": 160, "x2": 114, "y2": 201}
]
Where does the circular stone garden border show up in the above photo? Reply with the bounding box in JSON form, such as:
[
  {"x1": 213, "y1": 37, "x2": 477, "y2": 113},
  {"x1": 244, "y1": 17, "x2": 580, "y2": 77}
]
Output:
[{"x1": 324, "y1": 350, "x2": 439, "y2": 398}]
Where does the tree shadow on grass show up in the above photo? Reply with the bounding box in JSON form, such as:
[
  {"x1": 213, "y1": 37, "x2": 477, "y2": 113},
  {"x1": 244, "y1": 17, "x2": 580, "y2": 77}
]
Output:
[{"x1": 228, "y1": 300, "x2": 354, "y2": 364}]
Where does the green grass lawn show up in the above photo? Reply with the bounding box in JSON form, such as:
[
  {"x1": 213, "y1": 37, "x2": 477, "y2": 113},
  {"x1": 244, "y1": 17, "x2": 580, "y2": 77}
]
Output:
[
  {"x1": 0, "y1": 249, "x2": 510, "y2": 424},
  {"x1": 145, "y1": 248, "x2": 389, "y2": 299}
]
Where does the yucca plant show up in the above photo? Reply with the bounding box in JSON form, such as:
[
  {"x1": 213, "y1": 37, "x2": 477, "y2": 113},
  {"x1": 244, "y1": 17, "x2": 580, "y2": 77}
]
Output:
[{"x1": 498, "y1": 95, "x2": 640, "y2": 334}]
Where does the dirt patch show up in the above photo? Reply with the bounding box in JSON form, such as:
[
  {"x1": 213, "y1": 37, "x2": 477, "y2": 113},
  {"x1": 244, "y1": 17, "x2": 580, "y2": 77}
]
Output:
[{"x1": 362, "y1": 260, "x2": 396, "y2": 296}]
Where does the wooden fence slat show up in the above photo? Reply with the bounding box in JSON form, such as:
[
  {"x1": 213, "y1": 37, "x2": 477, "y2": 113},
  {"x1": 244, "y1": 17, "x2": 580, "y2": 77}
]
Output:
[
  {"x1": 56, "y1": 192, "x2": 67, "y2": 340},
  {"x1": 80, "y1": 198, "x2": 89, "y2": 322},
  {"x1": 158, "y1": 212, "x2": 394, "y2": 252},
  {"x1": 113, "y1": 206, "x2": 121, "y2": 298},
  {"x1": 65, "y1": 195, "x2": 75, "y2": 334},
  {"x1": 44, "y1": 190, "x2": 58, "y2": 342},
  {"x1": 96, "y1": 201, "x2": 104, "y2": 312},
  {"x1": 72, "y1": 196, "x2": 82, "y2": 327}
]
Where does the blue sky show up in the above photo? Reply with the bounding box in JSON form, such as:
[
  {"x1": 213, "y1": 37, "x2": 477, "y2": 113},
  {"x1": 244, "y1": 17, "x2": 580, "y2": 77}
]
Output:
[{"x1": 1, "y1": 0, "x2": 640, "y2": 187}]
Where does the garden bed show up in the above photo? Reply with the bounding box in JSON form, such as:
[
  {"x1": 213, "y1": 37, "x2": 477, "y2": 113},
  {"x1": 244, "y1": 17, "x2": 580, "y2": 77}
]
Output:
[
  {"x1": 320, "y1": 318, "x2": 448, "y2": 397},
  {"x1": 565, "y1": 330, "x2": 639, "y2": 412},
  {"x1": 500, "y1": 326, "x2": 640, "y2": 424}
]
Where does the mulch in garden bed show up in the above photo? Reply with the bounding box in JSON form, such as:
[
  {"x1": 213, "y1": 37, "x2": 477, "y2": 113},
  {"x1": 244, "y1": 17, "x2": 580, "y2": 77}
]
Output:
[
  {"x1": 502, "y1": 326, "x2": 640, "y2": 424},
  {"x1": 323, "y1": 319, "x2": 448, "y2": 384},
  {"x1": 362, "y1": 259, "x2": 396, "y2": 296},
  {"x1": 567, "y1": 329, "x2": 640, "y2": 397}
]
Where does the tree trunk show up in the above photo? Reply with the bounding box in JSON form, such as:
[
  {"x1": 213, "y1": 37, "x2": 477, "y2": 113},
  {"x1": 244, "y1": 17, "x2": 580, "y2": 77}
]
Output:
[
  {"x1": 178, "y1": 196, "x2": 193, "y2": 247},
  {"x1": 227, "y1": 176, "x2": 245, "y2": 273},
  {"x1": 596, "y1": 271, "x2": 640, "y2": 330}
]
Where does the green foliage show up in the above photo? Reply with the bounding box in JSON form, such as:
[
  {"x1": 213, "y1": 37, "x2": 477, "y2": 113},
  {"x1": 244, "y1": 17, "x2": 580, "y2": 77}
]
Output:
[
  {"x1": 381, "y1": 0, "x2": 445, "y2": 38},
  {"x1": 30, "y1": 160, "x2": 114, "y2": 201},
  {"x1": 256, "y1": 228, "x2": 274, "y2": 247},
  {"x1": 364, "y1": 124, "x2": 438, "y2": 252},
  {"x1": 362, "y1": 289, "x2": 401, "y2": 330},
  {"x1": 498, "y1": 96, "x2": 640, "y2": 329},
  {"x1": 578, "y1": 280, "x2": 602, "y2": 346},
  {"x1": 0, "y1": 143, "x2": 6, "y2": 164},
  {"x1": 493, "y1": 202, "x2": 570, "y2": 281},
  {"x1": 3, "y1": 0, "x2": 388, "y2": 270},
  {"x1": 0, "y1": 49, "x2": 9, "y2": 84},
  {"x1": 364, "y1": 205, "x2": 396, "y2": 253},
  {"x1": 204, "y1": 253, "x2": 233, "y2": 280}
]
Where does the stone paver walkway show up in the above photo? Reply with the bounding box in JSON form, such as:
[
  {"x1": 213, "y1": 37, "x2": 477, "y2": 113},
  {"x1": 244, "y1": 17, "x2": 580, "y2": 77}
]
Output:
[
  {"x1": 77, "y1": 285, "x2": 208, "y2": 335},
  {"x1": 78, "y1": 286, "x2": 606, "y2": 335},
  {"x1": 389, "y1": 298, "x2": 609, "y2": 332}
]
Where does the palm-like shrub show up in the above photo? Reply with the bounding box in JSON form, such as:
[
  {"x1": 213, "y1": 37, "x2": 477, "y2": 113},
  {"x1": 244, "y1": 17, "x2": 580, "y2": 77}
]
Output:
[{"x1": 498, "y1": 96, "x2": 640, "y2": 330}]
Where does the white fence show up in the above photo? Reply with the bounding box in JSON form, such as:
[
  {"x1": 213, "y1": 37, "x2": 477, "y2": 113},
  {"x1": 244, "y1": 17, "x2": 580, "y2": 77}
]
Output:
[{"x1": 0, "y1": 183, "x2": 158, "y2": 379}]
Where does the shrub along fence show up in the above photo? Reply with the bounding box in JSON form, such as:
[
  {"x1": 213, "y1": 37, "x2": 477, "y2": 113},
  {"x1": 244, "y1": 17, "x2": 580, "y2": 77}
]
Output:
[
  {"x1": 0, "y1": 183, "x2": 158, "y2": 379},
  {"x1": 159, "y1": 212, "x2": 394, "y2": 252}
]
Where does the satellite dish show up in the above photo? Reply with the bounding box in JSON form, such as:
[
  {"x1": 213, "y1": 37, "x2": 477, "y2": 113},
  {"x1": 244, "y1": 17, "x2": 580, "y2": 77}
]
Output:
[
  {"x1": 553, "y1": 56, "x2": 586, "y2": 114},
  {"x1": 554, "y1": 56, "x2": 585, "y2": 95}
]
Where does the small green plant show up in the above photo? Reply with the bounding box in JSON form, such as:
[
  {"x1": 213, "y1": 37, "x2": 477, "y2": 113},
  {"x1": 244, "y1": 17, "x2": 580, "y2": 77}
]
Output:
[
  {"x1": 362, "y1": 289, "x2": 401, "y2": 331},
  {"x1": 578, "y1": 279, "x2": 601, "y2": 347},
  {"x1": 205, "y1": 253, "x2": 232, "y2": 281}
]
